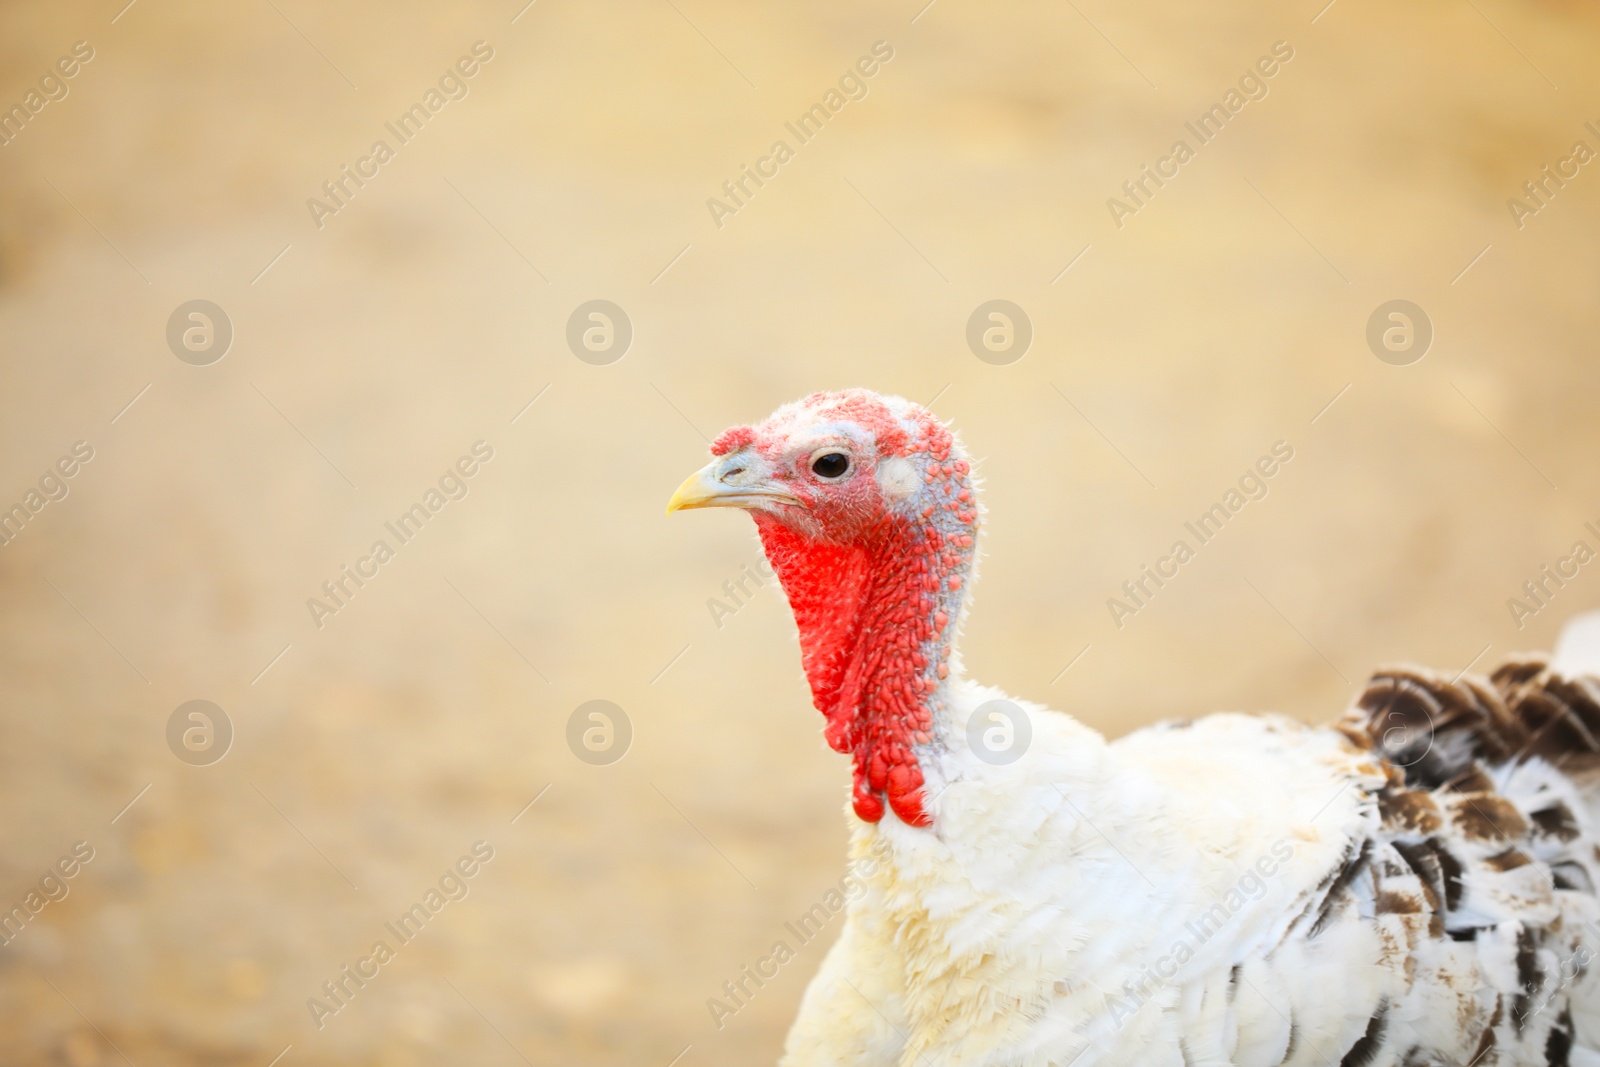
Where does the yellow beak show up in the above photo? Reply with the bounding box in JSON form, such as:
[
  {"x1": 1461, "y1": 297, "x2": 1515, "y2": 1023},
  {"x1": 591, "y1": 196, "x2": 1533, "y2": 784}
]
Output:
[{"x1": 666, "y1": 459, "x2": 803, "y2": 514}]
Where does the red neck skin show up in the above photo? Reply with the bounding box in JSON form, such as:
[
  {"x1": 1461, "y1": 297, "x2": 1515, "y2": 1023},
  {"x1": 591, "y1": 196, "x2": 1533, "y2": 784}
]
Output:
[{"x1": 754, "y1": 507, "x2": 969, "y2": 827}]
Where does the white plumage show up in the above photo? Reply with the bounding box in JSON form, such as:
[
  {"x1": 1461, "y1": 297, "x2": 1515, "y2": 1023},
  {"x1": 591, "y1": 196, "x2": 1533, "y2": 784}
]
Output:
[
  {"x1": 1557, "y1": 612, "x2": 1600, "y2": 679},
  {"x1": 669, "y1": 389, "x2": 1600, "y2": 1066},
  {"x1": 787, "y1": 668, "x2": 1600, "y2": 1066}
]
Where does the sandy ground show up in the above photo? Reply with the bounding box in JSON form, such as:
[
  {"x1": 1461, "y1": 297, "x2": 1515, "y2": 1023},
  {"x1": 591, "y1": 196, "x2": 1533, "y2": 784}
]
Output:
[{"x1": 0, "y1": 0, "x2": 1597, "y2": 1063}]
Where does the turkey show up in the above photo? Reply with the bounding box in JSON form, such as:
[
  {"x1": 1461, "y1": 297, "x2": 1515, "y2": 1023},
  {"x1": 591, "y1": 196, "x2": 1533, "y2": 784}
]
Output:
[{"x1": 667, "y1": 388, "x2": 1600, "y2": 1066}]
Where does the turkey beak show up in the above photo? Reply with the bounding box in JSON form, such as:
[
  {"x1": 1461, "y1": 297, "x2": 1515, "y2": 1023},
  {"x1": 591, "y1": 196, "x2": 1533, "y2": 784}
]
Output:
[{"x1": 667, "y1": 458, "x2": 801, "y2": 514}]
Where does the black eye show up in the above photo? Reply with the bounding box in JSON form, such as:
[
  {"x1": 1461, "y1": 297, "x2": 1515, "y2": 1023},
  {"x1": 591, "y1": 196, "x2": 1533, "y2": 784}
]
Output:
[{"x1": 811, "y1": 452, "x2": 850, "y2": 479}]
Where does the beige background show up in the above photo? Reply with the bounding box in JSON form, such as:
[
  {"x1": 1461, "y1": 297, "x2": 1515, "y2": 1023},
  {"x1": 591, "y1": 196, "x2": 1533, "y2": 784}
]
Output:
[{"x1": 0, "y1": 0, "x2": 1597, "y2": 1063}]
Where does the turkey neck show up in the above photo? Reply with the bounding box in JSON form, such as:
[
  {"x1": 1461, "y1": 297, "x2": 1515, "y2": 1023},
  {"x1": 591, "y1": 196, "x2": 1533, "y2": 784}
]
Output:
[{"x1": 754, "y1": 476, "x2": 977, "y2": 828}]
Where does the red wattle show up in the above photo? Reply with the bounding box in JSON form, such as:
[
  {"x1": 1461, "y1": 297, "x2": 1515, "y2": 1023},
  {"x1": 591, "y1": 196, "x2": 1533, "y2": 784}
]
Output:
[{"x1": 751, "y1": 463, "x2": 967, "y2": 822}]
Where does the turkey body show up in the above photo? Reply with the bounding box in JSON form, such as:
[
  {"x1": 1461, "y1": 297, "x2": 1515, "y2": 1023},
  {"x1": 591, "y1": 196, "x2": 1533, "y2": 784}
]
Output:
[
  {"x1": 782, "y1": 659, "x2": 1600, "y2": 1067},
  {"x1": 666, "y1": 389, "x2": 1600, "y2": 1066}
]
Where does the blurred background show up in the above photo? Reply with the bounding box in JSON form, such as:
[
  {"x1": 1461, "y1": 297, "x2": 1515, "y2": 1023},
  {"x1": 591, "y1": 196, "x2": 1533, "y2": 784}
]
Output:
[{"x1": 0, "y1": 0, "x2": 1597, "y2": 1063}]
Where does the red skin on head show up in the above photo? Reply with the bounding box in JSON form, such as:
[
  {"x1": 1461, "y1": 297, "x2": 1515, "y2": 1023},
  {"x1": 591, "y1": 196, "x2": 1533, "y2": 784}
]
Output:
[
  {"x1": 727, "y1": 392, "x2": 968, "y2": 827},
  {"x1": 710, "y1": 425, "x2": 755, "y2": 456}
]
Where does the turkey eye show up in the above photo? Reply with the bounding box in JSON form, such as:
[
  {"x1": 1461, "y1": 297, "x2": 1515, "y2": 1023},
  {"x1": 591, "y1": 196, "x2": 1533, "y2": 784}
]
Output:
[{"x1": 811, "y1": 452, "x2": 850, "y2": 480}]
